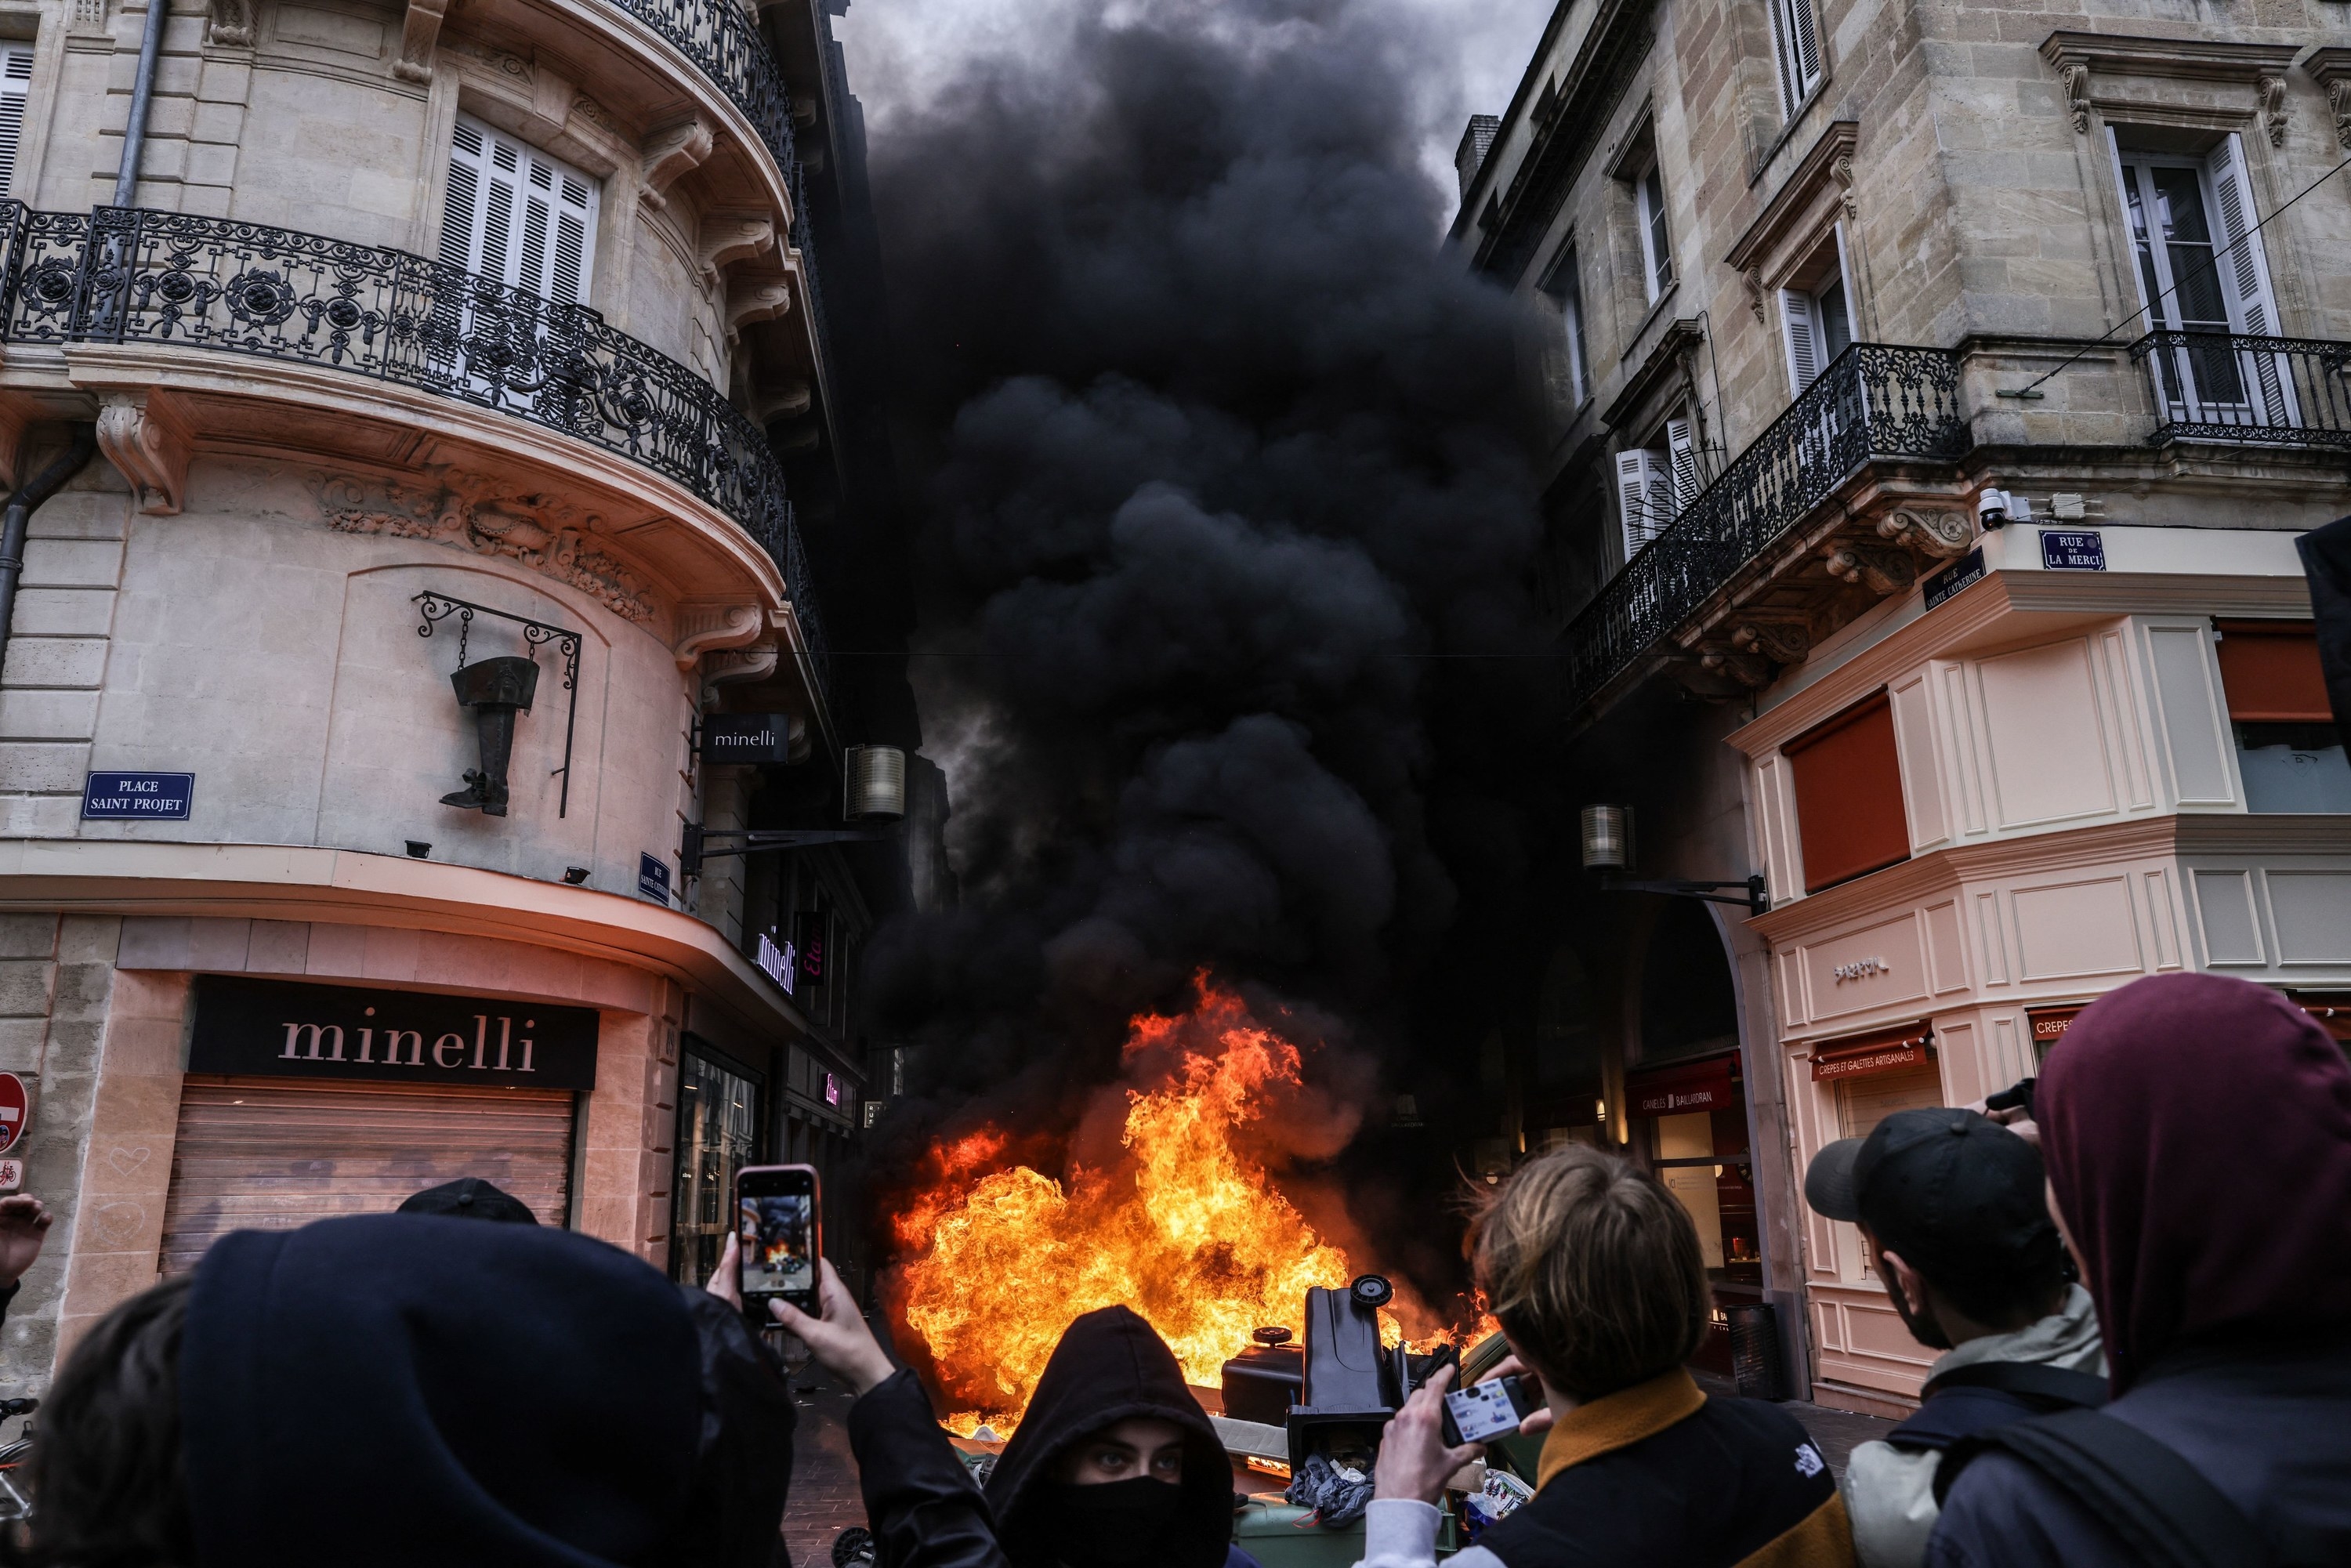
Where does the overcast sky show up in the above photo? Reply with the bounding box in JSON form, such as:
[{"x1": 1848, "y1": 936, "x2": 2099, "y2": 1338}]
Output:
[{"x1": 832, "y1": 0, "x2": 1556, "y2": 212}]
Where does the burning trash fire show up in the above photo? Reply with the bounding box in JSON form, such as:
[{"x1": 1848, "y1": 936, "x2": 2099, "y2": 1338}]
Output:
[{"x1": 889, "y1": 978, "x2": 1492, "y2": 1431}]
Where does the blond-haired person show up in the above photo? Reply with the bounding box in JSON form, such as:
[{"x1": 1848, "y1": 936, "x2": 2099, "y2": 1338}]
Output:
[{"x1": 1360, "y1": 1145, "x2": 1854, "y2": 1567}]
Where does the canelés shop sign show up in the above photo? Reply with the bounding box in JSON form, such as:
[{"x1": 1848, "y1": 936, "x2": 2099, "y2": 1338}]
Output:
[{"x1": 189, "y1": 976, "x2": 599, "y2": 1091}]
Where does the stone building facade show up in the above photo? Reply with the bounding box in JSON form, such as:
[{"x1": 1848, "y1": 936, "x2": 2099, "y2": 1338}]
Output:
[
  {"x1": 0, "y1": 0, "x2": 918, "y2": 1388},
  {"x1": 1460, "y1": 0, "x2": 2351, "y2": 1413}
]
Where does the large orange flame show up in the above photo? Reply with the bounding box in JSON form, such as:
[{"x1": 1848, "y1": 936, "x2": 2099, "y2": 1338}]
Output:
[{"x1": 892, "y1": 980, "x2": 1373, "y2": 1426}]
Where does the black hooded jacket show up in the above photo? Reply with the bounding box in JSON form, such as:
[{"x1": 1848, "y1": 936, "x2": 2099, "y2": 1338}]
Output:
[
  {"x1": 849, "y1": 1307, "x2": 1243, "y2": 1568},
  {"x1": 180, "y1": 1213, "x2": 795, "y2": 1568}
]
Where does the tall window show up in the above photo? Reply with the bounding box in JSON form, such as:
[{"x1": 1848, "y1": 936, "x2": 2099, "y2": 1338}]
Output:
[
  {"x1": 1613, "y1": 415, "x2": 1701, "y2": 561},
  {"x1": 1636, "y1": 164, "x2": 1674, "y2": 302},
  {"x1": 2115, "y1": 133, "x2": 2291, "y2": 426},
  {"x1": 1780, "y1": 236, "x2": 1855, "y2": 393},
  {"x1": 1767, "y1": 0, "x2": 1823, "y2": 121},
  {"x1": 669, "y1": 1045, "x2": 763, "y2": 1287},
  {"x1": 0, "y1": 45, "x2": 32, "y2": 197},
  {"x1": 1541, "y1": 248, "x2": 1590, "y2": 410},
  {"x1": 441, "y1": 114, "x2": 600, "y2": 305}
]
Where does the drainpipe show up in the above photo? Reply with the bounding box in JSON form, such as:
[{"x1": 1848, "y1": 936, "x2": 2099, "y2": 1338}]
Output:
[
  {"x1": 112, "y1": 0, "x2": 171, "y2": 205},
  {"x1": 0, "y1": 428, "x2": 100, "y2": 661}
]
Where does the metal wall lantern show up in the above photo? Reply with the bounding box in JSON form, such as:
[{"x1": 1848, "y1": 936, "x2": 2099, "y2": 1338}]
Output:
[
  {"x1": 1578, "y1": 804, "x2": 1770, "y2": 917},
  {"x1": 416, "y1": 591, "x2": 582, "y2": 817}
]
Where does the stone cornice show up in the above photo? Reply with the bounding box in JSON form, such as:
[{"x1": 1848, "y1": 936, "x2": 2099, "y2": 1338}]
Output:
[
  {"x1": 1467, "y1": 0, "x2": 1657, "y2": 284},
  {"x1": 1602, "y1": 317, "x2": 1705, "y2": 430},
  {"x1": 2038, "y1": 31, "x2": 2300, "y2": 83},
  {"x1": 0, "y1": 838, "x2": 867, "y2": 1085},
  {"x1": 1724, "y1": 121, "x2": 1859, "y2": 275}
]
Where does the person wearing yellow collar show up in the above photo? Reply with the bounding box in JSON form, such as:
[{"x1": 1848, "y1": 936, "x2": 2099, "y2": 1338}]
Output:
[{"x1": 1357, "y1": 1146, "x2": 1855, "y2": 1567}]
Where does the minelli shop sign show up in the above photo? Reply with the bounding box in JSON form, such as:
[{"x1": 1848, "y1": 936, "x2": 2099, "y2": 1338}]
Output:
[{"x1": 190, "y1": 976, "x2": 599, "y2": 1091}]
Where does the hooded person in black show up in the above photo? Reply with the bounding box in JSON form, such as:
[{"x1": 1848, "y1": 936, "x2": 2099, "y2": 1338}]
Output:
[
  {"x1": 6, "y1": 1212, "x2": 796, "y2": 1568},
  {"x1": 799, "y1": 1279, "x2": 1256, "y2": 1568}
]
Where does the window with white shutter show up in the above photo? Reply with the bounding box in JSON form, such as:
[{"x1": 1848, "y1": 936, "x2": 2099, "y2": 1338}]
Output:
[
  {"x1": 2113, "y1": 133, "x2": 2293, "y2": 426},
  {"x1": 0, "y1": 45, "x2": 34, "y2": 198},
  {"x1": 1778, "y1": 232, "x2": 1856, "y2": 394},
  {"x1": 1665, "y1": 418, "x2": 1702, "y2": 512},
  {"x1": 1767, "y1": 0, "x2": 1823, "y2": 122},
  {"x1": 1614, "y1": 447, "x2": 1673, "y2": 563},
  {"x1": 440, "y1": 114, "x2": 599, "y2": 306}
]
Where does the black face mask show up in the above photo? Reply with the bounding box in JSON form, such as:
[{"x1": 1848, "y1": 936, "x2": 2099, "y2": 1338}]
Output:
[{"x1": 1027, "y1": 1478, "x2": 1186, "y2": 1568}]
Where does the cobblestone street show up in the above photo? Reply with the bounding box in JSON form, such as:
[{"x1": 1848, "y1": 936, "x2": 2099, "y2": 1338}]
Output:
[{"x1": 784, "y1": 1357, "x2": 868, "y2": 1568}]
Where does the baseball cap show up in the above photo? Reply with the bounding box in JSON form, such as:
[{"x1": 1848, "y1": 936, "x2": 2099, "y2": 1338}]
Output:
[
  {"x1": 1802, "y1": 1108, "x2": 2059, "y2": 1284},
  {"x1": 397, "y1": 1176, "x2": 541, "y2": 1226}
]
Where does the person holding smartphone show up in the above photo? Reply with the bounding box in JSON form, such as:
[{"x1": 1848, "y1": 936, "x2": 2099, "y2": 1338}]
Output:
[
  {"x1": 1361, "y1": 1144, "x2": 1853, "y2": 1568},
  {"x1": 773, "y1": 1276, "x2": 1261, "y2": 1568}
]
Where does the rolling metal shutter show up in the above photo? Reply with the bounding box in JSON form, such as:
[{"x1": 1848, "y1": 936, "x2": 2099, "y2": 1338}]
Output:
[{"x1": 160, "y1": 1076, "x2": 575, "y2": 1274}]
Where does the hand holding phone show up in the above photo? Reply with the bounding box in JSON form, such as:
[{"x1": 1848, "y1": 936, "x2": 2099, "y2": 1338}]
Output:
[
  {"x1": 1440, "y1": 1373, "x2": 1540, "y2": 1446},
  {"x1": 735, "y1": 1164, "x2": 821, "y2": 1319}
]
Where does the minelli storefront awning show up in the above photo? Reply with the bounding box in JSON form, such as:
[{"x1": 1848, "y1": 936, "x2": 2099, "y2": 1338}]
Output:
[{"x1": 1809, "y1": 1023, "x2": 1934, "y2": 1082}]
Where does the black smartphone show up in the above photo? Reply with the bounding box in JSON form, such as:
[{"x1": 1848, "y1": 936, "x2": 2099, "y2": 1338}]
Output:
[
  {"x1": 735, "y1": 1164, "x2": 821, "y2": 1319},
  {"x1": 1440, "y1": 1372, "x2": 1538, "y2": 1446},
  {"x1": 1984, "y1": 1077, "x2": 2038, "y2": 1120}
]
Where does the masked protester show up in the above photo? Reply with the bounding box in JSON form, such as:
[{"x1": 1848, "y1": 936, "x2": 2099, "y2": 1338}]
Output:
[
  {"x1": 1928, "y1": 974, "x2": 2351, "y2": 1566},
  {"x1": 1802, "y1": 1110, "x2": 2104, "y2": 1568},
  {"x1": 4, "y1": 1212, "x2": 796, "y2": 1568},
  {"x1": 779, "y1": 1273, "x2": 1257, "y2": 1568}
]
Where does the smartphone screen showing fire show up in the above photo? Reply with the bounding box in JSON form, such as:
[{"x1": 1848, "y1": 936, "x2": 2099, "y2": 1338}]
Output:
[{"x1": 739, "y1": 1193, "x2": 815, "y2": 1298}]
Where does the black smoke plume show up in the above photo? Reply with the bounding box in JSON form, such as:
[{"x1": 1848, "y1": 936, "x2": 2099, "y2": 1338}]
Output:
[{"x1": 861, "y1": 0, "x2": 1560, "y2": 1302}]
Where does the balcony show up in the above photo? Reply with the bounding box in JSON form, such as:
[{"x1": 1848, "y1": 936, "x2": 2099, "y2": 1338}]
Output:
[
  {"x1": 2131, "y1": 329, "x2": 2351, "y2": 451},
  {"x1": 0, "y1": 201, "x2": 830, "y2": 700},
  {"x1": 1561, "y1": 344, "x2": 1968, "y2": 715},
  {"x1": 611, "y1": 0, "x2": 801, "y2": 204}
]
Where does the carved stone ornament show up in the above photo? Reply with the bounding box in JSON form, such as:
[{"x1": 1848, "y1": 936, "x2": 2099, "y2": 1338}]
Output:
[
  {"x1": 1730, "y1": 620, "x2": 1812, "y2": 664},
  {"x1": 698, "y1": 213, "x2": 776, "y2": 285},
  {"x1": 2259, "y1": 72, "x2": 2288, "y2": 147},
  {"x1": 1831, "y1": 152, "x2": 1857, "y2": 218},
  {"x1": 639, "y1": 119, "x2": 714, "y2": 212},
  {"x1": 1875, "y1": 507, "x2": 1973, "y2": 559},
  {"x1": 391, "y1": 0, "x2": 446, "y2": 82},
  {"x1": 704, "y1": 644, "x2": 781, "y2": 686},
  {"x1": 572, "y1": 94, "x2": 622, "y2": 134},
  {"x1": 1822, "y1": 541, "x2": 1918, "y2": 596},
  {"x1": 2061, "y1": 63, "x2": 2091, "y2": 134},
  {"x1": 2331, "y1": 79, "x2": 2351, "y2": 150},
  {"x1": 726, "y1": 278, "x2": 793, "y2": 340},
  {"x1": 451, "y1": 39, "x2": 531, "y2": 81},
  {"x1": 96, "y1": 393, "x2": 190, "y2": 516},
  {"x1": 1700, "y1": 646, "x2": 1774, "y2": 689},
  {"x1": 1744, "y1": 266, "x2": 1766, "y2": 324},
  {"x1": 313, "y1": 471, "x2": 656, "y2": 622},
  {"x1": 671, "y1": 605, "x2": 765, "y2": 671},
  {"x1": 206, "y1": 0, "x2": 253, "y2": 45}
]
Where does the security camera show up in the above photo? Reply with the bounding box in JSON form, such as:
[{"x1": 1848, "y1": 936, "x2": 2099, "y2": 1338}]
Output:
[{"x1": 1977, "y1": 488, "x2": 2010, "y2": 529}]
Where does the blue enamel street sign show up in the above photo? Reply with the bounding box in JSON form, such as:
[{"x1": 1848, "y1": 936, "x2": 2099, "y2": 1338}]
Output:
[
  {"x1": 1922, "y1": 549, "x2": 1986, "y2": 611},
  {"x1": 638, "y1": 852, "x2": 672, "y2": 904},
  {"x1": 81, "y1": 772, "x2": 194, "y2": 821},
  {"x1": 2040, "y1": 529, "x2": 2107, "y2": 571}
]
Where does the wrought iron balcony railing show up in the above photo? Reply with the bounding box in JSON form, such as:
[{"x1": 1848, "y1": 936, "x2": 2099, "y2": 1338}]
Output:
[
  {"x1": 2130, "y1": 328, "x2": 2351, "y2": 450},
  {"x1": 0, "y1": 201, "x2": 829, "y2": 700},
  {"x1": 616, "y1": 0, "x2": 799, "y2": 200},
  {"x1": 1561, "y1": 343, "x2": 1968, "y2": 714}
]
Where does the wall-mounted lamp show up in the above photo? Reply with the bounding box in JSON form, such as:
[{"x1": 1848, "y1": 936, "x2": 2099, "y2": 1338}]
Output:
[
  {"x1": 405, "y1": 841, "x2": 432, "y2": 859},
  {"x1": 440, "y1": 656, "x2": 540, "y2": 817},
  {"x1": 562, "y1": 866, "x2": 591, "y2": 885},
  {"x1": 1579, "y1": 804, "x2": 1770, "y2": 916},
  {"x1": 844, "y1": 744, "x2": 907, "y2": 820}
]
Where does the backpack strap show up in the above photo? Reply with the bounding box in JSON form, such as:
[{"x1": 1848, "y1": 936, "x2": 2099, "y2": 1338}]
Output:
[
  {"x1": 1921, "y1": 1361, "x2": 2110, "y2": 1408},
  {"x1": 1933, "y1": 1407, "x2": 2268, "y2": 1568}
]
